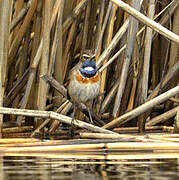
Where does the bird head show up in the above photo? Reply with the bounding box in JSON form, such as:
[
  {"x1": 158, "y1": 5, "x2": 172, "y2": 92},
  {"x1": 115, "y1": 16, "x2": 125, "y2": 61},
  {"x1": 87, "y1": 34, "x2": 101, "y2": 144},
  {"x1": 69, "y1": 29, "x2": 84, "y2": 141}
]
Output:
[{"x1": 79, "y1": 54, "x2": 97, "y2": 78}]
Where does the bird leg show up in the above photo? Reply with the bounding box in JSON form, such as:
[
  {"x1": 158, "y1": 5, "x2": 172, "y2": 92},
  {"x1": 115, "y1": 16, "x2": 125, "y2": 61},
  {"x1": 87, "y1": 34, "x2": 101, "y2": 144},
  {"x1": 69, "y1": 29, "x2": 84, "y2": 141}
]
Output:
[
  {"x1": 69, "y1": 103, "x2": 77, "y2": 138},
  {"x1": 88, "y1": 100, "x2": 94, "y2": 124}
]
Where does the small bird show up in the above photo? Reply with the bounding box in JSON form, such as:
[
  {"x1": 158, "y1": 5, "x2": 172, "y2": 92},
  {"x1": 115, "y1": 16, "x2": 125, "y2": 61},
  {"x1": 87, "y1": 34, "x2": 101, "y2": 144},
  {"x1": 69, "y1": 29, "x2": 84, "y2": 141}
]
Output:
[{"x1": 67, "y1": 51, "x2": 100, "y2": 122}]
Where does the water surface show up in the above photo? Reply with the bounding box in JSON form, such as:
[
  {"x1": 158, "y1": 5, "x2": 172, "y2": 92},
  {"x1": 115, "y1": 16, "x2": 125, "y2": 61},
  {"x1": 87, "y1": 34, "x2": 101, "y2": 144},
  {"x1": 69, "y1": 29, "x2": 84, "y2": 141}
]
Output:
[{"x1": 0, "y1": 154, "x2": 179, "y2": 180}]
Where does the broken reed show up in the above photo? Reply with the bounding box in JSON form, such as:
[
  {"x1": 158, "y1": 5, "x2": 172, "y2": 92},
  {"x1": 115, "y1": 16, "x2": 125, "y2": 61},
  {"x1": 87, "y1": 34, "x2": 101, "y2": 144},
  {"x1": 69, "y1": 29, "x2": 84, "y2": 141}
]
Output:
[{"x1": 0, "y1": 0, "x2": 178, "y2": 137}]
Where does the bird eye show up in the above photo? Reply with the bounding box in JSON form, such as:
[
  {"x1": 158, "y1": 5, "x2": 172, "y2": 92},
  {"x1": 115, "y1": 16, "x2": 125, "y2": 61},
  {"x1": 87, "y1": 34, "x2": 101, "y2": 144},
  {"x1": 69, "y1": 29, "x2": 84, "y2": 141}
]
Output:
[
  {"x1": 82, "y1": 54, "x2": 90, "y2": 60},
  {"x1": 83, "y1": 57, "x2": 89, "y2": 61}
]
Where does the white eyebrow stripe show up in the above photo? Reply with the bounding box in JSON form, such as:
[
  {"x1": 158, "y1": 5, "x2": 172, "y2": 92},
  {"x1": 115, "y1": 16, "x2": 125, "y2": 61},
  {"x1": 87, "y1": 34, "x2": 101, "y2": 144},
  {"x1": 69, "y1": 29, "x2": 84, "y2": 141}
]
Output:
[{"x1": 82, "y1": 54, "x2": 90, "y2": 58}]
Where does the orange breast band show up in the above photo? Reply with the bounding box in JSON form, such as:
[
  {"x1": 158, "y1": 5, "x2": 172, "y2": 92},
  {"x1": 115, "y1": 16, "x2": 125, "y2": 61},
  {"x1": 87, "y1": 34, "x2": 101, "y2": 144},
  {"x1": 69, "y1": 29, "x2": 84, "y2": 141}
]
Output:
[{"x1": 75, "y1": 71, "x2": 99, "y2": 84}]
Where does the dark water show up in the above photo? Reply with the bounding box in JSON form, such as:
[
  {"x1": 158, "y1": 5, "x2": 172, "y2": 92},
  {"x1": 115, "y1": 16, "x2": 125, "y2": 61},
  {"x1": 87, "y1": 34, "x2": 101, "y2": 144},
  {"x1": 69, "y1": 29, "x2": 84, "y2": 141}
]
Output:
[{"x1": 0, "y1": 155, "x2": 179, "y2": 180}]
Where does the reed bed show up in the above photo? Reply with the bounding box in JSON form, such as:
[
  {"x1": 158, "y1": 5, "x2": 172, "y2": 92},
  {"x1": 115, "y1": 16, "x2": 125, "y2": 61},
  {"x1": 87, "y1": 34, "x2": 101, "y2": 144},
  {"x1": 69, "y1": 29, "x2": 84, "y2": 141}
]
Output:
[
  {"x1": 0, "y1": 0, "x2": 178, "y2": 140},
  {"x1": 1, "y1": 135, "x2": 179, "y2": 161}
]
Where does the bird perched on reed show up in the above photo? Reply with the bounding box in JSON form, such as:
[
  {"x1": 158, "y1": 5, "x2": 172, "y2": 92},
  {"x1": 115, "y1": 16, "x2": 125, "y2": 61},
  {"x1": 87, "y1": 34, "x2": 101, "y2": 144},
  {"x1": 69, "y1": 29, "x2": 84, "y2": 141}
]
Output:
[{"x1": 67, "y1": 50, "x2": 100, "y2": 122}]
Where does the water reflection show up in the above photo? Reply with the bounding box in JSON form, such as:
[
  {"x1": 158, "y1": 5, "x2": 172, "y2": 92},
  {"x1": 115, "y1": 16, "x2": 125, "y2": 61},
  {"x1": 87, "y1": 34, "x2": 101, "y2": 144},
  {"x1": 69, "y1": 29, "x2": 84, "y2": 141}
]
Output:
[{"x1": 1, "y1": 156, "x2": 179, "y2": 180}]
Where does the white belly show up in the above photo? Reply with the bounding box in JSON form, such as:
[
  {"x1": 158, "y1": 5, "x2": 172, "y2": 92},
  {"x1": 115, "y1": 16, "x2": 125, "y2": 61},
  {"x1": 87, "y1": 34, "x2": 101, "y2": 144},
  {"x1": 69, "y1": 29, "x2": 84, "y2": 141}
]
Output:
[{"x1": 68, "y1": 78, "x2": 100, "y2": 103}]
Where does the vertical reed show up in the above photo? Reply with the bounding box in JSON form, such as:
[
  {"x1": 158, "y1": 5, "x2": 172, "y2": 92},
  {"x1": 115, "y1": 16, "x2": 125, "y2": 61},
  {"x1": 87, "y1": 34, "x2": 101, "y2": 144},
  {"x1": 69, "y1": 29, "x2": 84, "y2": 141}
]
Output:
[
  {"x1": 36, "y1": 0, "x2": 51, "y2": 127},
  {"x1": 0, "y1": 0, "x2": 11, "y2": 137},
  {"x1": 113, "y1": 0, "x2": 141, "y2": 117}
]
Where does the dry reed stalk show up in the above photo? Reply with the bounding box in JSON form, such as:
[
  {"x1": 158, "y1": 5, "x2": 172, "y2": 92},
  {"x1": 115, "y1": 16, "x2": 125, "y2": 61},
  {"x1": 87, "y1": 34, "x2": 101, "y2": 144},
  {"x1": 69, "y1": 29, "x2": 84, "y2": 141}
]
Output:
[
  {"x1": 31, "y1": 119, "x2": 51, "y2": 137},
  {"x1": 98, "y1": 0, "x2": 178, "y2": 74},
  {"x1": 107, "y1": 133, "x2": 178, "y2": 139},
  {"x1": 174, "y1": 106, "x2": 179, "y2": 133},
  {"x1": 2, "y1": 152, "x2": 179, "y2": 160},
  {"x1": 63, "y1": 0, "x2": 74, "y2": 23},
  {"x1": 62, "y1": 0, "x2": 88, "y2": 35},
  {"x1": 2, "y1": 133, "x2": 179, "y2": 147},
  {"x1": 0, "y1": 138, "x2": 111, "y2": 147},
  {"x1": 95, "y1": 2, "x2": 113, "y2": 56},
  {"x1": 11, "y1": 0, "x2": 24, "y2": 38},
  {"x1": 168, "y1": 1, "x2": 179, "y2": 133},
  {"x1": 2, "y1": 126, "x2": 33, "y2": 134},
  {"x1": 152, "y1": 0, "x2": 179, "y2": 41},
  {"x1": 16, "y1": 0, "x2": 63, "y2": 125},
  {"x1": 11, "y1": 28, "x2": 30, "y2": 122},
  {"x1": 86, "y1": 0, "x2": 98, "y2": 49},
  {"x1": 148, "y1": 134, "x2": 179, "y2": 138},
  {"x1": 27, "y1": 1, "x2": 42, "y2": 113},
  {"x1": 61, "y1": 0, "x2": 83, "y2": 86},
  {"x1": 1, "y1": 141, "x2": 179, "y2": 152},
  {"x1": 99, "y1": 39, "x2": 178, "y2": 115},
  {"x1": 146, "y1": 136, "x2": 179, "y2": 142},
  {"x1": 62, "y1": 18, "x2": 77, "y2": 82},
  {"x1": 9, "y1": 0, "x2": 39, "y2": 123},
  {"x1": 127, "y1": 50, "x2": 138, "y2": 111},
  {"x1": 94, "y1": 0, "x2": 105, "y2": 58},
  {"x1": 79, "y1": 131, "x2": 174, "y2": 140},
  {"x1": 36, "y1": 161, "x2": 165, "y2": 165},
  {"x1": 99, "y1": 46, "x2": 126, "y2": 73},
  {"x1": 96, "y1": 18, "x2": 129, "y2": 69},
  {"x1": 107, "y1": 142, "x2": 179, "y2": 150},
  {"x1": 0, "y1": 138, "x2": 40, "y2": 144},
  {"x1": 141, "y1": 0, "x2": 155, "y2": 100},
  {"x1": 113, "y1": 0, "x2": 140, "y2": 117},
  {"x1": 170, "y1": 97, "x2": 179, "y2": 104},
  {"x1": 139, "y1": 0, "x2": 179, "y2": 41},
  {"x1": 119, "y1": 68, "x2": 134, "y2": 116},
  {"x1": 0, "y1": 137, "x2": 132, "y2": 147},
  {"x1": 0, "y1": 0, "x2": 11, "y2": 137},
  {"x1": 50, "y1": 4, "x2": 64, "y2": 76},
  {"x1": 123, "y1": 0, "x2": 129, "y2": 21},
  {"x1": 3, "y1": 132, "x2": 32, "y2": 138},
  {"x1": 48, "y1": 101, "x2": 72, "y2": 133},
  {"x1": 150, "y1": 1, "x2": 179, "y2": 91},
  {"x1": 9, "y1": 152, "x2": 179, "y2": 160},
  {"x1": 80, "y1": 0, "x2": 91, "y2": 53},
  {"x1": 56, "y1": 99, "x2": 70, "y2": 113},
  {"x1": 0, "y1": 139, "x2": 60, "y2": 147},
  {"x1": 97, "y1": 3, "x2": 117, "y2": 113},
  {"x1": 96, "y1": 0, "x2": 144, "y2": 68},
  {"x1": 139, "y1": 0, "x2": 155, "y2": 133},
  {"x1": 100, "y1": 80, "x2": 120, "y2": 114},
  {"x1": 155, "y1": 138, "x2": 179, "y2": 142},
  {"x1": 146, "y1": 106, "x2": 178, "y2": 126},
  {"x1": 36, "y1": 0, "x2": 51, "y2": 127},
  {"x1": 95, "y1": 2, "x2": 117, "y2": 113},
  {"x1": 0, "y1": 107, "x2": 116, "y2": 134},
  {"x1": 103, "y1": 85, "x2": 179, "y2": 129},
  {"x1": 80, "y1": 132, "x2": 135, "y2": 139},
  {"x1": 3, "y1": 68, "x2": 29, "y2": 107},
  {"x1": 148, "y1": 60, "x2": 179, "y2": 100},
  {"x1": 49, "y1": 0, "x2": 64, "y2": 108},
  {"x1": 114, "y1": 126, "x2": 174, "y2": 133},
  {"x1": 46, "y1": 1, "x2": 65, "y2": 131},
  {"x1": 42, "y1": 75, "x2": 67, "y2": 97},
  {"x1": 8, "y1": 0, "x2": 37, "y2": 67},
  {"x1": 10, "y1": 0, "x2": 32, "y2": 31},
  {"x1": 111, "y1": 0, "x2": 179, "y2": 44}
]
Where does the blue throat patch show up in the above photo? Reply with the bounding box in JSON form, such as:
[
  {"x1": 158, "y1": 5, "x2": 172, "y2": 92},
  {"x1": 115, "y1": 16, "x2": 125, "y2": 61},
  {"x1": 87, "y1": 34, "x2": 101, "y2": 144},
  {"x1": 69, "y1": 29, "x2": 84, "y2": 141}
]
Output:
[{"x1": 79, "y1": 60, "x2": 97, "y2": 78}]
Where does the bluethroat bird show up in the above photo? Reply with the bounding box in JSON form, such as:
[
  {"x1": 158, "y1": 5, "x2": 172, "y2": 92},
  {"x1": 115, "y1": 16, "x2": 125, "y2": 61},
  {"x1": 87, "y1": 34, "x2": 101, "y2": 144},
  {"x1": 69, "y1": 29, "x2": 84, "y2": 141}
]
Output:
[{"x1": 67, "y1": 50, "x2": 100, "y2": 122}]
